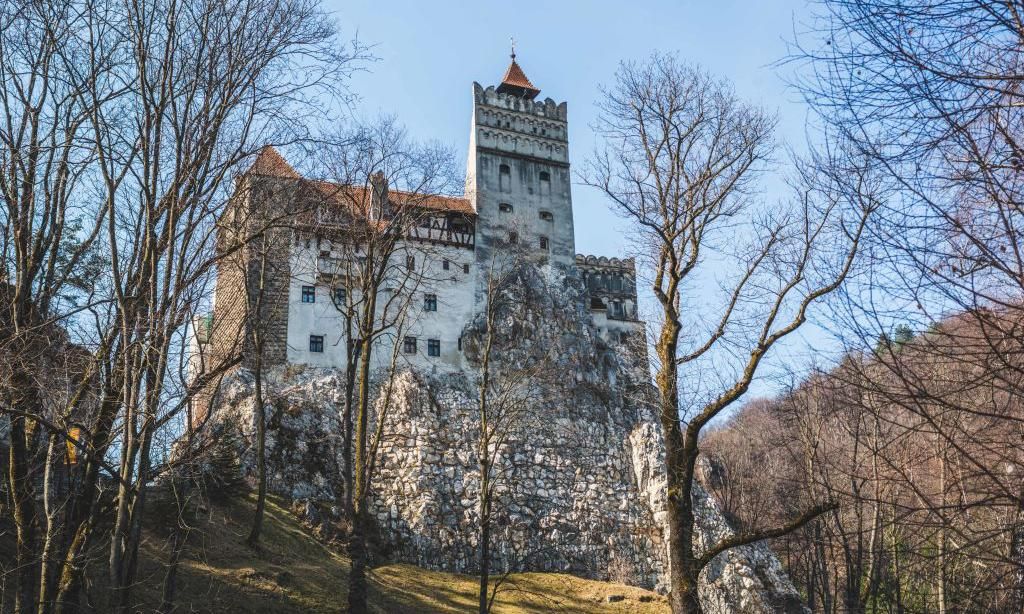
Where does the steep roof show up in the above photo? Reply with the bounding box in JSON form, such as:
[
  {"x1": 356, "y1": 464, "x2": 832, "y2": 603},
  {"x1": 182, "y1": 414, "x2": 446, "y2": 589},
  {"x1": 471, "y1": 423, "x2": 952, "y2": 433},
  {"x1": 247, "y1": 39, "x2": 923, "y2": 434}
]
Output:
[
  {"x1": 311, "y1": 181, "x2": 474, "y2": 216},
  {"x1": 497, "y1": 57, "x2": 540, "y2": 99},
  {"x1": 247, "y1": 146, "x2": 301, "y2": 179},
  {"x1": 244, "y1": 147, "x2": 472, "y2": 216}
]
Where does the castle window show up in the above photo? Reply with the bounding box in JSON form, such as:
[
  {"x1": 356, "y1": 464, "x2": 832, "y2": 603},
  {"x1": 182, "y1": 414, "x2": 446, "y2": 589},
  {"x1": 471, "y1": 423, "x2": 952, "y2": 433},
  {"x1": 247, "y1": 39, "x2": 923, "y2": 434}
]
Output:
[
  {"x1": 301, "y1": 286, "x2": 316, "y2": 303},
  {"x1": 403, "y1": 336, "x2": 417, "y2": 354},
  {"x1": 309, "y1": 335, "x2": 324, "y2": 353},
  {"x1": 610, "y1": 301, "x2": 625, "y2": 319},
  {"x1": 333, "y1": 287, "x2": 346, "y2": 305},
  {"x1": 458, "y1": 336, "x2": 462, "y2": 351},
  {"x1": 539, "y1": 171, "x2": 551, "y2": 196},
  {"x1": 427, "y1": 339, "x2": 440, "y2": 357},
  {"x1": 539, "y1": 236, "x2": 549, "y2": 250},
  {"x1": 539, "y1": 210, "x2": 553, "y2": 221},
  {"x1": 443, "y1": 259, "x2": 450, "y2": 271},
  {"x1": 406, "y1": 255, "x2": 415, "y2": 271},
  {"x1": 499, "y1": 202, "x2": 513, "y2": 213},
  {"x1": 463, "y1": 263, "x2": 470, "y2": 274},
  {"x1": 499, "y1": 164, "x2": 511, "y2": 192},
  {"x1": 508, "y1": 231, "x2": 518, "y2": 245},
  {"x1": 424, "y1": 293, "x2": 437, "y2": 312}
]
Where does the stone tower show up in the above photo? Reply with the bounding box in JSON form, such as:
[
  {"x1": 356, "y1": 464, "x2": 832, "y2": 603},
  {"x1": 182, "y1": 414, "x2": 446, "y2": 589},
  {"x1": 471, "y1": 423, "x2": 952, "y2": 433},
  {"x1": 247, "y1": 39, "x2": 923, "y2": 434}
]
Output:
[{"x1": 466, "y1": 52, "x2": 575, "y2": 271}]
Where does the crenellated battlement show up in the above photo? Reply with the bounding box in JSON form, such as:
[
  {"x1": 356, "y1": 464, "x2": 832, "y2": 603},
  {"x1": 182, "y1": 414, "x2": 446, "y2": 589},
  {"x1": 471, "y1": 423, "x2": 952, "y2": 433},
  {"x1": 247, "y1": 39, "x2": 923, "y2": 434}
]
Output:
[
  {"x1": 576, "y1": 254, "x2": 640, "y2": 325},
  {"x1": 473, "y1": 82, "x2": 567, "y2": 121},
  {"x1": 575, "y1": 254, "x2": 636, "y2": 271}
]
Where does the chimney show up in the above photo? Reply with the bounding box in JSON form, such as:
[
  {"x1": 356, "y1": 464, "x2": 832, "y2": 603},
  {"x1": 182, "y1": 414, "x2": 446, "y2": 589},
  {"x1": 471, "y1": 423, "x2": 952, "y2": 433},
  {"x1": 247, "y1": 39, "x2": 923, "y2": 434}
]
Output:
[{"x1": 369, "y1": 171, "x2": 389, "y2": 220}]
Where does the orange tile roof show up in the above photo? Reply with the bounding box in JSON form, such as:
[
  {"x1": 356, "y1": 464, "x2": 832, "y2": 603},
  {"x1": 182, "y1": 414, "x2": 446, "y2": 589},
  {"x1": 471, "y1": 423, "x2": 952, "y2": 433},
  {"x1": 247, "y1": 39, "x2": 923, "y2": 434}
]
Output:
[
  {"x1": 245, "y1": 148, "x2": 473, "y2": 215},
  {"x1": 497, "y1": 59, "x2": 540, "y2": 99},
  {"x1": 247, "y1": 146, "x2": 301, "y2": 179},
  {"x1": 310, "y1": 181, "x2": 474, "y2": 216},
  {"x1": 245, "y1": 146, "x2": 474, "y2": 217}
]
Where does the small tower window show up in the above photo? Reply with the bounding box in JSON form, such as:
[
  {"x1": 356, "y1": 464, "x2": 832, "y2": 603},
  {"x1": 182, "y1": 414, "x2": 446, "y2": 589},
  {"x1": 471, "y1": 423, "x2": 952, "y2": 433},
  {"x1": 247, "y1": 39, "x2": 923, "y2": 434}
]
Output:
[
  {"x1": 463, "y1": 263, "x2": 470, "y2": 274},
  {"x1": 499, "y1": 203, "x2": 513, "y2": 213},
  {"x1": 539, "y1": 210, "x2": 553, "y2": 222},
  {"x1": 301, "y1": 286, "x2": 316, "y2": 303},
  {"x1": 508, "y1": 231, "x2": 518, "y2": 245},
  {"x1": 406, "y1": 255, "x2": 415, "y2": 271},
  {"x1": 499, "y1": 164, "x2": 511, "y2": 192},
  {"x1": 539, "y1": 236, "x2": 549, "y2": 250},
  {"x1": 539, "y1": 171, "x2": 551, "y2": 196},
  {"x1": 309, "y1": 335, "x2": 324, "y2": 353},
  {"x1": 443, "y1": 259, "x2": 450, "y2": 271},
  {"x1": 428, "y1": 339, "x2": 441, "y2": 357}
]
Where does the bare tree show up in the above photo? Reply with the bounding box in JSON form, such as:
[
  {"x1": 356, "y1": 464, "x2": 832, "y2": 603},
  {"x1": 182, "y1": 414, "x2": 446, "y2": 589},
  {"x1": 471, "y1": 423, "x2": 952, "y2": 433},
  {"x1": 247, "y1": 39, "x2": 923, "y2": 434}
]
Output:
[
  {"x1": 0, "y1": 0, "x2": 361, "y2": 610},
  {"x1": 585, "y1": 54, "x2": 869, "y2": 613},
  {"x1": 461, "y1": 252, "x2": 560, "y2": 614},
  {"x1": 312, "y1": 117, "x2": 457, "y2": 613},
  {"x1": 781, "y1": 3, "x2": 1024, "y2": 610}
]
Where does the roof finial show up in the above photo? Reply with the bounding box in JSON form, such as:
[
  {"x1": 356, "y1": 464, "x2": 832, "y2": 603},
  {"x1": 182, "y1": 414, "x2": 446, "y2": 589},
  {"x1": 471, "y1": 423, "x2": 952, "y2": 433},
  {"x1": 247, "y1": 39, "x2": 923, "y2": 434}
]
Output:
[{"x1": 510, "y1": 36, "x2": 516, "y2": 61}]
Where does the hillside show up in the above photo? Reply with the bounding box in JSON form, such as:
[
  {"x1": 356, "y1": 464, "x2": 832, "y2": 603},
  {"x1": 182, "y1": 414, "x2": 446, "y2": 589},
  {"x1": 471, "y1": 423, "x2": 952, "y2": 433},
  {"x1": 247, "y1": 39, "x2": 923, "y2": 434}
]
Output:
[{"x1": 127, "y1": 493, "x2": 668, "y2": 613}]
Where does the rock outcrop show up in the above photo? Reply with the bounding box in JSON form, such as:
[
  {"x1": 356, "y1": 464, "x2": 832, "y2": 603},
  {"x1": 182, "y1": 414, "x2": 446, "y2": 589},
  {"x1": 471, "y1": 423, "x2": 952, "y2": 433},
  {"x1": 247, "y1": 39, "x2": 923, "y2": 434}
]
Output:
[{"x1": 198, "y1": 265, "x2": 808, "y2": 612}]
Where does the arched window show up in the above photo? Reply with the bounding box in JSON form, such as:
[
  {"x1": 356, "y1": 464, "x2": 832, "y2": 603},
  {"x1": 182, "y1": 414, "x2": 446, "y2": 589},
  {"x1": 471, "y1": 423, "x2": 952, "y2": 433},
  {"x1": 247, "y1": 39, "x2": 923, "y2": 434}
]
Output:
[
  {"x1": 499, "y1": 202, "x2": 513, "y2": 213},
  {"x1": 499, "y1": 164, "x2": 511, "y2": 192},
  {"x1": 539, "y1": 170, "x2": 551, "y2": 196}
]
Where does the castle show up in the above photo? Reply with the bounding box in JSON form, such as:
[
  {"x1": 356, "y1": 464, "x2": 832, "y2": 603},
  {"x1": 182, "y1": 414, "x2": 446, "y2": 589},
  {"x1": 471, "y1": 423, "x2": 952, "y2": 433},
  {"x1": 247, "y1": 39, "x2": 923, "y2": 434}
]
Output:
[
  {"x1": 190, "y1": 55, "x2": 809, "y2": 609},
  {"x1": 194, "y1": 53, "x2": 642, "y2": 382}
]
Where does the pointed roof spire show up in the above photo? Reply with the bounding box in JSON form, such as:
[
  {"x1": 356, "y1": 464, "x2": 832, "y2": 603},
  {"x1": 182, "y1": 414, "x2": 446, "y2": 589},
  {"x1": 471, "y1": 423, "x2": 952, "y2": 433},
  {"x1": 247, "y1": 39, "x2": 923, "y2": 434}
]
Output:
[
  {"x1": 496, "y1": 39, "x2": 540, "y2": 100},
  {"x1": 247, "y1": 146, "x2": 300, "y2": 179}
]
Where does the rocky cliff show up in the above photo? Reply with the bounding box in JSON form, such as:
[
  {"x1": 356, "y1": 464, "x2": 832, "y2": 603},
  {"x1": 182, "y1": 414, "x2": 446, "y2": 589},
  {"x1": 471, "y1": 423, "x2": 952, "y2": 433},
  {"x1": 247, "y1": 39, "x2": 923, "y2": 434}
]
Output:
[{"x1": 199, "y1": 265, "x2": 808, "y2": 612}]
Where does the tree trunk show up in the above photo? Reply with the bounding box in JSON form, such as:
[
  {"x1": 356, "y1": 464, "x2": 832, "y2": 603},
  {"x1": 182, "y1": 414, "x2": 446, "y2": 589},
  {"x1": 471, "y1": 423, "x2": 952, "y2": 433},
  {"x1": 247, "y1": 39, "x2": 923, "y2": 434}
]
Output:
[
  {"x1": 656, "y1": 311, "x2": 701, "y2": 614},
  {"x1": 36, "y1": 434, "x2": 60, "y2": 614},
  {"x1": 347, "y1": 511, "x2": 368, "y2": 614},
  {"x1": 478, "y1": 470, "x2": 491, "y2": 614},
  {"x1": 8, "y1": 376, "x2": 40, "y2": 614},
  {"x1": 247, "y1": 352, "x2": 267, "y2": 547},
  {"x1": 347, "y1": 299, "x2": 376, "y2": 614},
  {"x1": 342, "y1": 344, "x2": 356, "y2": 518},
  {"x1": 158, "y1": 526, "x2": 187, "y2": 614}
]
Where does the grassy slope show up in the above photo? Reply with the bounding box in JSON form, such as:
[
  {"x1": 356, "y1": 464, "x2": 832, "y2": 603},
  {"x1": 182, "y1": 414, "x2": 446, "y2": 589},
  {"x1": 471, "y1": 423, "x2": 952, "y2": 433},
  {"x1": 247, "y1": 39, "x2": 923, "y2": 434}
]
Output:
[{"x1": 131, "y1": 494, "x2": 668, "y2": 613}]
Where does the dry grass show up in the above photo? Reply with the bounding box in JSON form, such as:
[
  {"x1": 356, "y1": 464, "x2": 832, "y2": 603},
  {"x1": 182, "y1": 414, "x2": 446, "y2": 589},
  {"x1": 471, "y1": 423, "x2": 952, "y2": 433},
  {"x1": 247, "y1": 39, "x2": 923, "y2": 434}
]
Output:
[
  {"x1": 127, "y1": 493, "x2": 668, "y2": 613},
  {"x1": 0, "y1": 492, "x2": 666, "y2": 612}
]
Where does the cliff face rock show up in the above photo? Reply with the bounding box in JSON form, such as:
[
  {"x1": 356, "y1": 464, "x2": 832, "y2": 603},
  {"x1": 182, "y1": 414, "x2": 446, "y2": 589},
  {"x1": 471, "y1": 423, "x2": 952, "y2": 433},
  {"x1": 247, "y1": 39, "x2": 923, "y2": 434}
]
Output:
[
  {"x1": 199, "y1": 265, "x2": 808, "y2": 611},
  {"x1": 204, "y1": 364, "x2": 808, "y2": 612}
]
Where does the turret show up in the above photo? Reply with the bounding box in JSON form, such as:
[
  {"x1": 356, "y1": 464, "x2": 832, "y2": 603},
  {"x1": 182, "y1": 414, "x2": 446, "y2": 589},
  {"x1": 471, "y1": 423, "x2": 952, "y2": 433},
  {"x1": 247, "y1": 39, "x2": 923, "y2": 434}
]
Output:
[{"x1": 466, "y1": 50, "x2": 575, "y2": 270}]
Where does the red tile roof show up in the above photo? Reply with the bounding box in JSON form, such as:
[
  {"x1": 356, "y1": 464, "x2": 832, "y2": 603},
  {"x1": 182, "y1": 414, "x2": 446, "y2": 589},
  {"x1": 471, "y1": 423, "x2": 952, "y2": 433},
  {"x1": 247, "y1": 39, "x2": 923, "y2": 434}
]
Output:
[
  {"x1": 497, "y1": 59, "x2": 540, "y2": 99},
  {"x1": 244, "y1": 148, "x2": 473, "y2": 216},
  {"x1": 311, "y1": 181, "x2": 474, "y2": 216},
  {"x1": 247, "y1": 146, "x2": 301, "y2": 179}
]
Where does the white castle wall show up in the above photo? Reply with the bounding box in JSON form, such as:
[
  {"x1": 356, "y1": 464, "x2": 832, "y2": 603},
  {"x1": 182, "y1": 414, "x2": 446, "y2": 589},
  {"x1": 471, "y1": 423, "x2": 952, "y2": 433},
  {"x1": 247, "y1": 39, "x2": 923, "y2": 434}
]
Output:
[{"x1": 284, "y1": 237, "x2": 477, "y2": 374}]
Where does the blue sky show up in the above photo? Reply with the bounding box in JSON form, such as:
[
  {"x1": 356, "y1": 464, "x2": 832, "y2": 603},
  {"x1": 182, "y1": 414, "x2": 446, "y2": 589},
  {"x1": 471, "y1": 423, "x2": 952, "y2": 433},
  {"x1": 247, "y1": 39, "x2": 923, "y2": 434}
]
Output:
[
  {"x1": 328, "y1": 0, "x2": 812, "y2": 257},
  {"x1": 324, "y1": 0, "x2": 833, "y2": 399}
]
